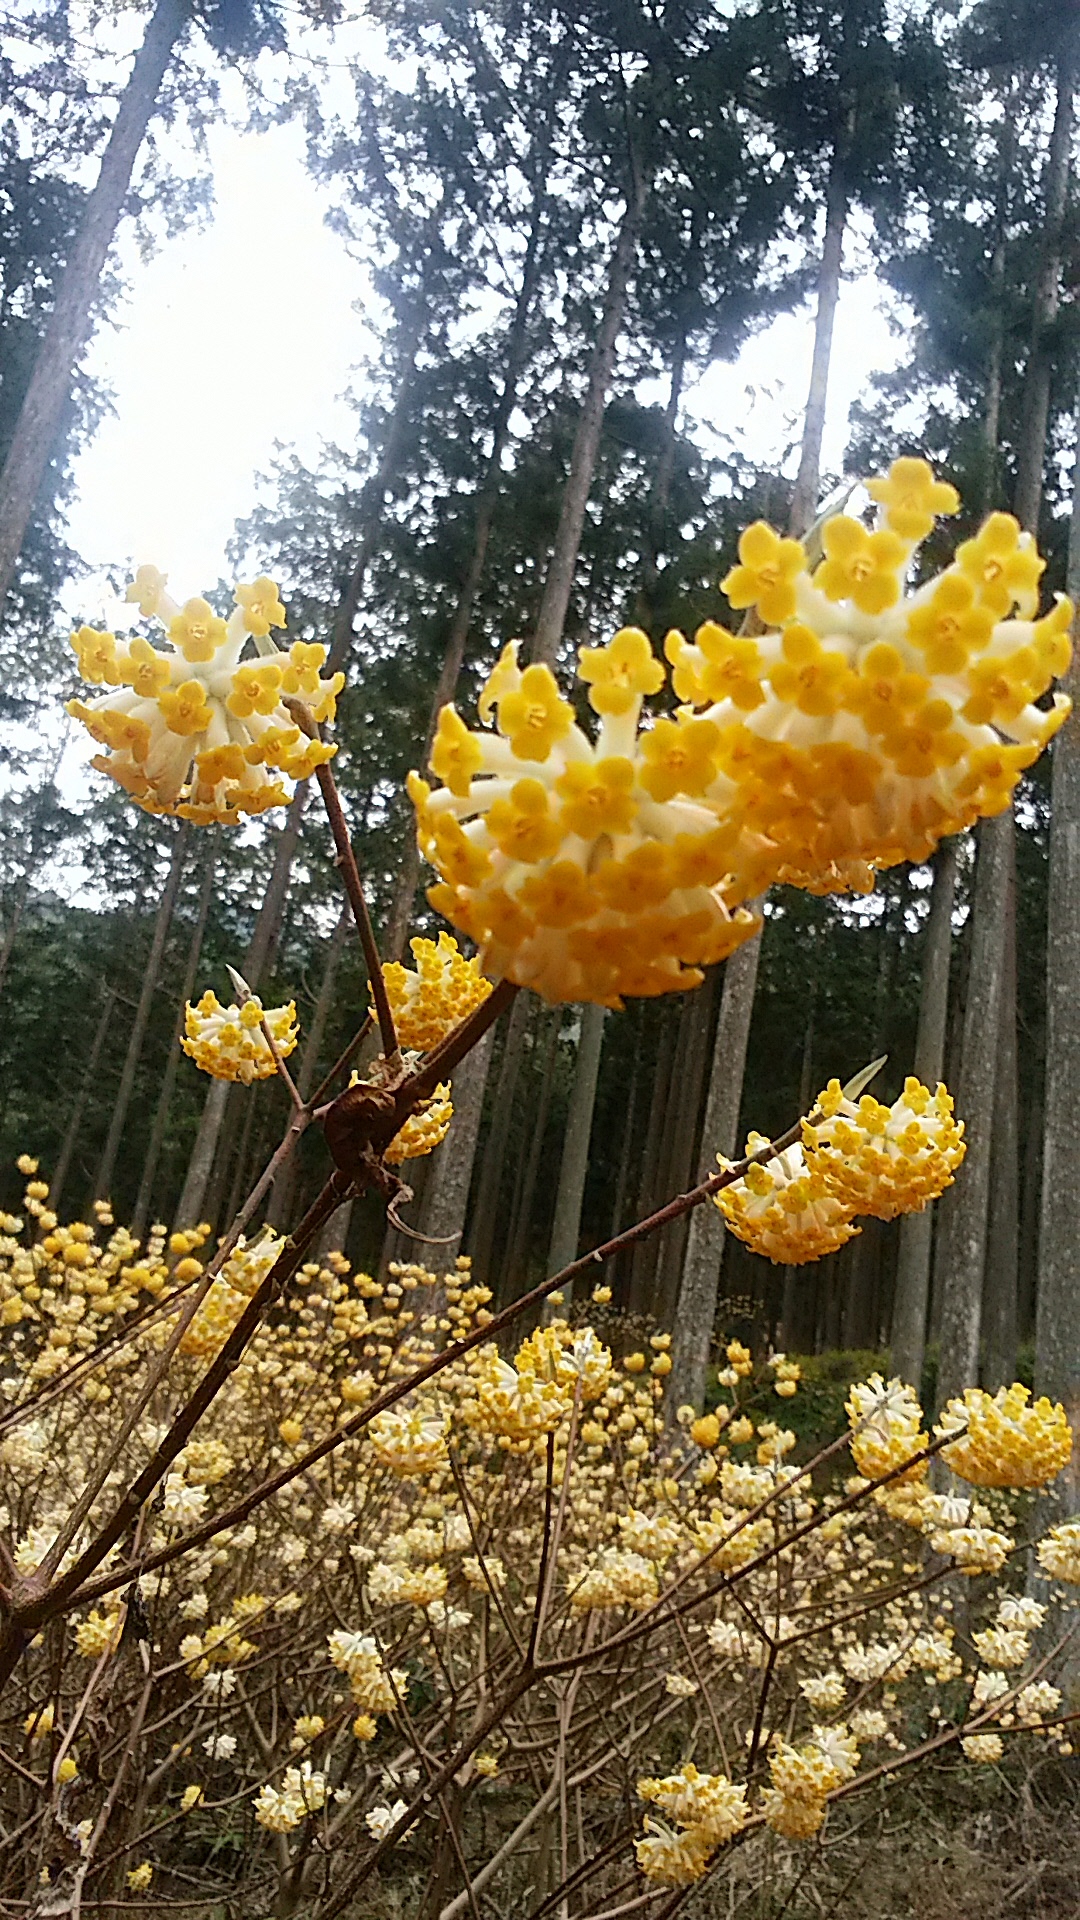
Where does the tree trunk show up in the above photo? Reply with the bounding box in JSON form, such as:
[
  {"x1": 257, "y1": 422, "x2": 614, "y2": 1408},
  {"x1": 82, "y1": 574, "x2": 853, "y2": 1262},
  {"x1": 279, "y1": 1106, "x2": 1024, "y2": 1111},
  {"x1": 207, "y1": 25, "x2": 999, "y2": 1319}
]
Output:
[
  {"x1": 467, "y1": 994, "x2": 533, "y2": 1288},
  {"x1": 131, "y1": 843, "x2": 216, "y2": 1238},
  {"x1": 787, "y1": 148, "x2": 849, "y2": 537},
  {"x1": 890, "y1": 840, "x2": 957, "y2": 1386},
  {"x1": 383, "y1": 189, "x2": 552, "y2": 961},
  {"x1": 1013, "y1": 29, "x2": 1077, "y2": 534},
  {"x1": 982, "y1": 842, "x2": 1018, "y2": 1390},
  {"x1": 265, "y1": 902, "x2": 351, "y2": 1231},
  {"x1": 934, "y1": 814, "x2": 1010, "y2": 1410},
  {"x1": 175, "y1": 785, "x2": 308, "y2": 1231},
  {"x1": 635, "y1": 326, "x2": 688, "y2": 627},
  {"x1": 49, "y1": 989, "x2": 116, "y2": 1213},
  {"x1": 418, "y1": 1024, "x2": 496, "y2": 1249},
  {"x1": 0, "y1": 0, "x2": 188, "y2": 617},
  {"x1": 172, "y1": 1077, "x2": 229, "y2": 1233},
  {"x1": 529, "y1": 168, "x2": 650, "y2": 669},
  {"x1": 546, "y1": 1003, "x2": 606, "y2": 1288},
  {"x1": 1035, "y1": 380, "x2": 1080, "y2": 1520},
  {"x1": 654, "y1": 975, "x2": 717, "y2": 1326},
  {"x1": 669, "y1": 920, "x2": 764, "y2": 1412},
  {"x1": 93, "y1": 823, "x2": 188, "y2": 1202},
  {"x1": 327, "y1": 323, "x2": 423, "y2": 674},
  {"x1": 503, "y1": 1008, "x2": 560, "y2": 1297},
  {"x1": 626, "y1": 1007, "x2": 677, "y2": 1316}
]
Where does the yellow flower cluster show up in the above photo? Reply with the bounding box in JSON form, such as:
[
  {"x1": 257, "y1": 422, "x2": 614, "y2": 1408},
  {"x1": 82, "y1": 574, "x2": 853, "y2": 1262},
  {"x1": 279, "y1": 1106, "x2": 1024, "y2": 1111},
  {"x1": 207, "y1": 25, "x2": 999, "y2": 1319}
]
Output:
[
  {"x1": 470, "y1": 1325, "x2": 612, "y2": 1445},
  {"x1": 179, "y1": 1234, "x2": 282, "y2": 1359},
  {"x1": 67, "y1": 568, "x2": 343, "y2": 822},
  {"x1": 635, "y1": 1765, "x2": 748, "y2": 1887},
  {"x1": 846, "y1": 1375, "x2": 928, "y2": 1485},
  {"x1": 669, "y1": 464, "x2": 1070, "y2": 893},
  {"x1": 802, "y1": 1077, "x2": 965, "y2": 1219},
  {"x1": 328, "y1": 1629, "x2": 408, "y2": 1722},
  {"x1": 571, "y1": 1547, "x2": 658, "y2": 1611},
  {"x1": 409, "y1": 626, "x2": 762, "y2": 1006},
  {"x1": 381, "y1": 933, "x2": 492, "y2": 1051},
  {"x1": 718, "y1": 1073, "x2": 964, "y2": 1264},
  {"x1": 369, "y1": 1403, "x2": 450, "y2": 1476},
  {"x1": 412, "y1": 463, "x2": 1069, "y2": 1003},
  {"x1": 252, "y1": 1761, "x2": 326, "y2": 1832},
  {"x1": 384, "y1": 1083, "x2": 453, "y2": 1165},
  {"x1": 762, "y1": 1726, "x2": 859, "y2": 1840},
  {"x1": 182, "y1": 990, "x2": 299, "y2": 1084},
  {"x1": 1036, "y1": 1520, "x2": 1080, "y2": 1584},
  {"x1": 936, "y1": 1384, "x2": 1072, "y2": 1489},
  {"x1": 714, "y1": 1134, "x2": 859, "y2": 1266}
]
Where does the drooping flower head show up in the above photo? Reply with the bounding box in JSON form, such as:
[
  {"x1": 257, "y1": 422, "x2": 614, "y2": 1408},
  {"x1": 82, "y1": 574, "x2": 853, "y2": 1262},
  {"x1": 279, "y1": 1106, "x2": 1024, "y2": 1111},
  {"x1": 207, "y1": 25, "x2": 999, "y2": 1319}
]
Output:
[
  {"x1": 714, "y1": 1134, "x2": 859, "y2": 1265},
  {"x1": 410, "y1": 631, "x2": 764, "y2": 1006},
  {"x1": 935, "y1": 1384, "x2": 1072, "y2": 1489},
  {"x1": 383, "y1": 1083, "x2": 453, "y2": 1165},
  {"x1": 666, "y1": 458, "x2": 1070, "y2": 891},
  {"x1": 68, "y1": 569, "x2": 344, "y2": 822},
  {"x1": 846, "y1": 1374, "x2": 928, "y2": 1484},
  {"x1": 182, "y1": 990, "x2": 298, "y2": 1084},
  {"x1": 380, "y1": 933, "x2": 492, "y2": 1051},
  {"x1": 802, "y1": 1076, "x2": 965, "y2": 1218}
]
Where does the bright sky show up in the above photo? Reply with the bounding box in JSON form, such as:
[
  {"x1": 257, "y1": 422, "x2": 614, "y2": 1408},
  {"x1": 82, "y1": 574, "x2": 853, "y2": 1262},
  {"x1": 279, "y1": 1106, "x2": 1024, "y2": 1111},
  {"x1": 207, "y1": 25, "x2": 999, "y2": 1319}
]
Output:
[{"x1": 66, "y1": 124, "x2": 899, "y2": 620}]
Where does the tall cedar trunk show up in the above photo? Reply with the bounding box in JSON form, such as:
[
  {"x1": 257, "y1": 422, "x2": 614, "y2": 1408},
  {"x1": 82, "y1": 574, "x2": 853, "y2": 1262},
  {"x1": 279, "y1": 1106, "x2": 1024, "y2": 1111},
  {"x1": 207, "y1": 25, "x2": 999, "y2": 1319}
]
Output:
[
  {"x1": 326, "y1": 324, "x2": 422, "y2": 674},
  {"x1": 467, "y1": 995, "x2": 532, "y2": 1287},
  {"x1": 609, "y1": 1012, "x2": 641, "y2": 1240},
  {"x1": 981, "y1": 87, "x2": 1016, "y2": 512},
  {"x1": 383, "y1": 178, "x2": 553, "y2": 960},
  {"x1": 669, "y1": 922, "x2": 764, "y2": 1411},
  {"x1": 635, "y1": 327, "x2": 688, "y2": 627},
  {"x1": 418, "y1": 1024, "x2": 495, "y2": 1247},
  {"x1": 529, "y1": 173, "x2": 649, "y2": 670},
  {"x1": 1035, "y1": 381, "x2": 1080, "y2": 1519},
  {"x1": 654, "y1": 974, "x2": 717, "y2": 1326},
  {"x1": 485, "y1": 168, "x2": 648, "y2": 1286},
  {"x1": 546, "y1": 1004, "x2": 606, "y2": 1287},
  {"x1": 131, "y1": 844, "x2": 216, "y2": 1237},
  {"x1": 983, "y1": 842, "x2": 1018, "y2": 1389},
  {"x1": 504, "y1": 1009, "x2": 559, "y2": 1296},
  {"x1": 890, "y1": 840, "x2": 957, "y2": 1385},
  {"x1": 49, "y1": 989, "x2": 116, "y2": 1212},
  {"x1": 93, "y1": 823, "x2": 188, "y2": 1202},
  {"x1": 626, "y1": 1008, "x2": 677, "y2": 1315},
  {"x1": 266, "y1": 903, "x2": 351, "y2": 1232},
  {"x1": 0, "y1": 0, "x2": 188, "y2": 617},
  {"x1": 174, "y1": 787, "x2": 308, "y2": 1231},
  {"x1": 787, "y1": 150, "x2": 849, "y2": 537},
  {"x1": 781, "y1": 983, "x2": 818, "y2": 1348},
  {"x1": 934, "y1": 814, "x2": 1010, "y2": 1409},
  {"x1": 1012, "y1": 31, "x2": 1077, "y2": 534}
]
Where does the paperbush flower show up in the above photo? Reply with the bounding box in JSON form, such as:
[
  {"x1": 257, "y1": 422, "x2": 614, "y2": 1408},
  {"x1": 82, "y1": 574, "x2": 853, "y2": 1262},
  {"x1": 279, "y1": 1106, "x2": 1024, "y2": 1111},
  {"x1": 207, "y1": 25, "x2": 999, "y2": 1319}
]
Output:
[
  {"x1": 380, "y1": 933, "x2": 492, "y2": 1051},
  {"x1": 182, "y1": 990, "x2": 298, "y2": 1084},
  {"x1": 369, "y1": 1404, "x2": 449, "y2": 1477},
  {"x1": 635, "y1": 1765, "x2": 747, "y2": 1885},
  {"x1": 936, "y1": 1384, "x2": 1072, "y2": 1489},
  {"x1": 384, "y1": 1083, "x2": 453, "y2": 1165},
  {"x1": 802, "y1": 1076, "x2": 965, "y2": 1218},
  {"x1": 666, "y1": 460, "x2": 1071, "y2": 894},
  {"x1": 410, "y1": 633, "x2": 763, "y2": 1005},
  {"x1": 1037, "y1": 1520, "x2": 1080, "y2": 1584},
  {"x1": 68, "y1": 569, "x2": 343, "y2": 822},
  {"x1": 928, "y1": 1524, "x2": 1014, "y2": 1575},
  {"x1": 571, "y1": 1548, "x2": 658, "y2": 1611},
  {"x1": 714, "y1": 1134, "x2": 859, "y2": 1265},
  {"x1": 846, "y1": 1375, "x2": 928, "y2": 1484}
]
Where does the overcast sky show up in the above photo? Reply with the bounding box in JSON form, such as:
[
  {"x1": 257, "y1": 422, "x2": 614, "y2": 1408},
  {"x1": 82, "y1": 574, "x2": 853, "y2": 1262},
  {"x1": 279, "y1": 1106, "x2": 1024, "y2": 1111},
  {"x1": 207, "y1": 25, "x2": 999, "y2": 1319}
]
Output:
[{"x1": 65, "y1": 112, "x2": 900, "y2": 626}]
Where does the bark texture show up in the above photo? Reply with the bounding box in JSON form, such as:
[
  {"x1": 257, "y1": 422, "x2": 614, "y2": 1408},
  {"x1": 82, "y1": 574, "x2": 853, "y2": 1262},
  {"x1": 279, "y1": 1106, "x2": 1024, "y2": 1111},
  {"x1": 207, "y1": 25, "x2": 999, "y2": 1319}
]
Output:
[
  {"x1": 0, "y1": 0, "x2": 188, "y2": 615},
  {"x1": 890, "y1": 840, "x2": 957, "y2": 1386},
  {"x1": 669, "y1": 920, "x2": 764, "y2": 1412}
]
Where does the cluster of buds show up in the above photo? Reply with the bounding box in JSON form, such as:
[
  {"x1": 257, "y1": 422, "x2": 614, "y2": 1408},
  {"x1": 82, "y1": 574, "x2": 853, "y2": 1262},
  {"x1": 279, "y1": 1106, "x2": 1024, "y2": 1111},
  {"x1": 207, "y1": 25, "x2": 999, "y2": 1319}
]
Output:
[{"x1": 635, "y1": 1765, "x2": 748, "y2": 1887}]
